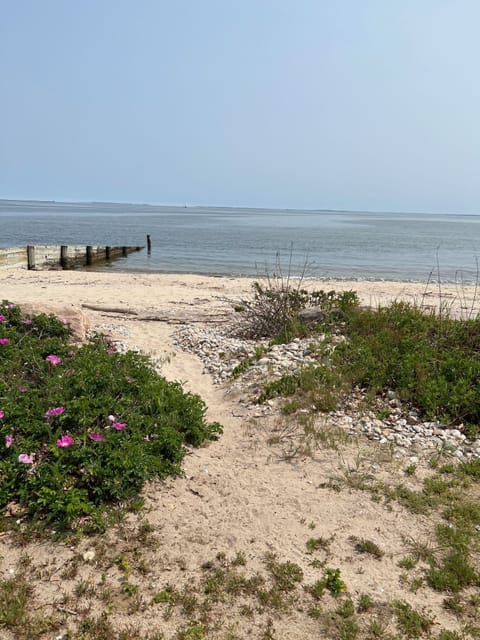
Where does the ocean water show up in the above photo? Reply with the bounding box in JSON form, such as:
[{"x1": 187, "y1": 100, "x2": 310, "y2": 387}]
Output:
[{"x1": 1, "y1": 199, "x2": 480, "y2": 282}]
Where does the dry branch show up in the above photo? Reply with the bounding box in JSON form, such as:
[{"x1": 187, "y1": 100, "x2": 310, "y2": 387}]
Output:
[{"x1": 81, "y1": 304, "x2": 138, "y2": 315}]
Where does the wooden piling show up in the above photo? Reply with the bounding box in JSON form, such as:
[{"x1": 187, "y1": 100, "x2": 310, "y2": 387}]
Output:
[
  {"x1": 147, "y1": 234, "x2": 151, "y2": 254},
  {"x1": 105, "y1": 246, "x2": 111, "y2": 260},
  {"x1": 122, "y1": 246, "x2": 128, "y2": 257},
  {"x1": 86, "y1": 246, "x2": 93, "y2": 265},
  {"x1": 27, "y1": 245, "x2": 35, "y2": 270},
  {"x1": 60, "y1": 245, "x2": 68, "y2": 269}
]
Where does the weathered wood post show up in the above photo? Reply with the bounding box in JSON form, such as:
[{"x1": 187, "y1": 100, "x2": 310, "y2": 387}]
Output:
[
  {"x1": 147, "y1": 234, "x2": 151, "y2": 254},
  {"x1": 105, "y1": 246, "x2": 111, "y2": 260},
  {"x1": 86, "y1": 245, "x2": 93, "y2": 265},
  {"x1": 27, "y1": 245, "x2": 35, "y2": 270},
  {"x1": 122, "y1": 246, "x2": 128, "y2": 257},
  {"x1": 60, "y1": 245, "x2": 68, "y2": 269}
]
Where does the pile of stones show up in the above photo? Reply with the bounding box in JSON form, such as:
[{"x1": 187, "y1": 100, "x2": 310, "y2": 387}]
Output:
[{"x1": 174, "y1": 324, "x2": 480, "y2": 461}]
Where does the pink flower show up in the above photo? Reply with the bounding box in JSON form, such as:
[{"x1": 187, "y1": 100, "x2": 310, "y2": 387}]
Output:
[
  {"x1": 89, "y1": 432, "x2": 106, "y2": 442},
  {"x1": 64, "y1": 368, "x2": 75, "y2": 376},
  {"x1": 108, "y1": 415, "x2": 116, "y2": 422},
  {"x1": 46, "y1": 406, "x2": 65, "y2": 417},
  {"x1": 5, "y1": 435, "x2": 14, "y2": 448},
  {"x1": 18, "y1": 386, "x2": 27, "y2": 393},
  {"x1": 56, "y1": 435, "x2": 74, "y2": 448},
  {"x1": 112, "y1": 422, "x2": 126, "y2": 431},
  {"x1": 45, "y1": 354, "x2": 62, "y2": 366},
  {"x1": 0, "y1": 338, "x2": 10, "y2": 345},
  {"x1": 22, "y1": 318, "x2": 32, "y2": 325},
  {"x1": 18, "y1": 453, "x2": 33, "y2": 464},
  {"x1": 7, "y1": 304, "x2": 15, "y2": 309},
  {"x1": 0, "y1": 410, "x2": 4, "y2": 419},
  {"x1": 142, "y1": 435, "x2": 151, "y2": 442},
  {"x1": 0, "y1": 315, "x2": 5, "y2": 322},
  {"x1": 61, "y1": 319, "x2": 68, "y2": 325}
]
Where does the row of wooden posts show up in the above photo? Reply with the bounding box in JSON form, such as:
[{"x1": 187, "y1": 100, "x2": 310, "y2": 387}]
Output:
[
  {"x1": 25, "y1": 244, "x2": 150, "y2": 270},
  {"x1": 0, "y1": 237, "x2": 152, "y2": 271},
  {"x1": 26, "y1": 245, "x2": 128, "y2": 269}
]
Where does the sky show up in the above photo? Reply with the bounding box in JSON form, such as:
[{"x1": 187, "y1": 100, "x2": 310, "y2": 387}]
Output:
[{"x1": 1, "y1": 0, "x2": 480, "y2": 212}]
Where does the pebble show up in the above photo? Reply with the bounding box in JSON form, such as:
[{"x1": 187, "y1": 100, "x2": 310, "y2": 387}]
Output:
[{"x1": 173, "y1": 324, "x2": 478, "y2": 461}]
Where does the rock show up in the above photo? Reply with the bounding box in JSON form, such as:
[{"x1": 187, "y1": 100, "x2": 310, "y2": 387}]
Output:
[
  {"x1": 20, "y1": 303, "x2": 91, "y2": 342},
  {"x1": 298, "y1": 307, "x2": 326, "y2": 325},
  {"x1": 83, "y1": 549, "x2": 96, "y2": 562}
]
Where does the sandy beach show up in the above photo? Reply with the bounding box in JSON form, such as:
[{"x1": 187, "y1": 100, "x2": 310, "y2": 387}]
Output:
[
  {"x1": 0, "y1": 269, "x2": 475, "y2": 638},
  {"x1": 2, "y1": 268, "x2": 479, "y2": 317}
]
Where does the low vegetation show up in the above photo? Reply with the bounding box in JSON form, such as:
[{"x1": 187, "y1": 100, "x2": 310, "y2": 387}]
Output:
[
  {"x1": 239, "y1": 277, "x2": 480, "y2": 431},
  {"x1": 0, "y1": 300, "x2": 221, "y2": 534},
  {"x1": 235, "y1": 267, "x2": 359, "y2": 342}
]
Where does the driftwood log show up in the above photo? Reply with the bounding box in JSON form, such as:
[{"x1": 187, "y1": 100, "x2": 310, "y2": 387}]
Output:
[
  {"x1": 81, "y1": 303, "x2": 230, "y2": 324},
  {"x1": 81, "y1": 304, "x2": 138, "y2": 315}
]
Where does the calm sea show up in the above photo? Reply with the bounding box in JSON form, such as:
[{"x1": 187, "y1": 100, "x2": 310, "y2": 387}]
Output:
[{"x1": 1, "y1": 199, "x2": 480, "y2": 282}]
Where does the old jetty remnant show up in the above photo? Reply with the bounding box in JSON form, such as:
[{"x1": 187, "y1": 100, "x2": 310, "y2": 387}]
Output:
[{"x1": 0, "y1": 244, "x2": 144, "y2": 270}]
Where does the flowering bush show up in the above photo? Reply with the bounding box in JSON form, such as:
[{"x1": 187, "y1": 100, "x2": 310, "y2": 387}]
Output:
[{"x1": 0, "y1": 301, "x2": 221, "y2": 533}]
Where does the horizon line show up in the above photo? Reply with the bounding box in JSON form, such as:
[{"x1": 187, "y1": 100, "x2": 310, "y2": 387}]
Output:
[{"x1": 0, "y1": 197, "x2": 478, "y2": 217}]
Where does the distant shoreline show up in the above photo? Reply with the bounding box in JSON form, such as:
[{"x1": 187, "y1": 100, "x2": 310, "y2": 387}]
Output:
[{"x1": 1, "y1": 197, "x2": 478, "y2": 217}]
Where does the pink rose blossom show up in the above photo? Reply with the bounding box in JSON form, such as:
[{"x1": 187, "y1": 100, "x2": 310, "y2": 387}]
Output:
[
  {"x1": 7, "y1": 304, "x2": 15, "y2": 309},
  {"x1": 0, "y1": 315, "x2": 5, "y2": 322},
  {"x1": 56, "y1": 435, "x2": 74, "y2": 448},
  {"x1": 108, "y1": 415, "x2": 116, "y2": 422},
  {"x1": 5, "y1": 435, "x2": 14, "y2": 448},
  {"x1": 89, "y1": 432, "x2": 106, "y2": 442},
  {"x1": 0, "y1": 338, "x2": 10, "y2": 345},
  {"x1": 112, "y1": 422, "x2": 126, "y2": 431},
  {"x1": 0, "y1": 411, "x2": 4, "y2": 419},
  {"x1": 18, "y1": 453, "x2": 33, "y2": 464},
  {"x1": 22, "y1": 318, "x2": 32, "y2": 325},
  {"x1": 45, "y1": 406, "x2": 65, "y2": 417},
  {"x1": 45, "y1": 354, "x2": 62, "y2": 366}
]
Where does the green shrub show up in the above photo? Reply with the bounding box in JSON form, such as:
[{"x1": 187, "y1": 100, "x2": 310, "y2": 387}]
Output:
[
  {"x1": 336, "y1": 303, "x2": 480, "y2": 424},
  {"x1": 0, "y1": 301, "x2": 222, "y2": 532},
  {"x1": 324, "y1": 567, "x2": 347, "y2": 596},
  {"x1": 236, "y1": 274, "x2": 359, "y2": 341},
  {"x1": 252, "y1": 295, "x2": 480, "y2": 427}
]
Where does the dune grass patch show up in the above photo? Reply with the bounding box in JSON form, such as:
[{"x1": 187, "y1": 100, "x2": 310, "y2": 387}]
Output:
[{"x1": 249, "y1": 290, "x2": 480, "y2": 429}]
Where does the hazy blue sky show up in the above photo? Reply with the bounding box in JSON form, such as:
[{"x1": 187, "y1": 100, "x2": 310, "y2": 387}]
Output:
[{"x1": 1, "y1": 1, "x2": 479, "y2": 212}]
